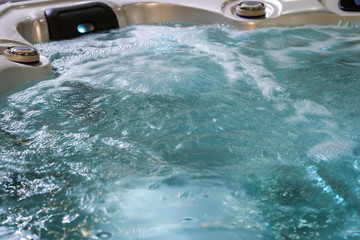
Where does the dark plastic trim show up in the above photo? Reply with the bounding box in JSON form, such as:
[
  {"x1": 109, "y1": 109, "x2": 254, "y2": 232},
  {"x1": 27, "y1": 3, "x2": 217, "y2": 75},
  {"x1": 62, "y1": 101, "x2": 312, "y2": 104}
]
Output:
[
  {"x1": 339, "y1": 0, "x2": 360, "y2": 11},
  {"x1": 45, "y1": 2, "x2": 119, "y2": 40}
]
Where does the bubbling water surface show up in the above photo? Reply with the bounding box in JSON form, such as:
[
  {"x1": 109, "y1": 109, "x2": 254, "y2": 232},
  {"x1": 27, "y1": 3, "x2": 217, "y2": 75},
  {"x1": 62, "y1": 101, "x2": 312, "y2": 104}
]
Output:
[{"x1": 1, "y1": 23, "x2": 360, "y2": 239}]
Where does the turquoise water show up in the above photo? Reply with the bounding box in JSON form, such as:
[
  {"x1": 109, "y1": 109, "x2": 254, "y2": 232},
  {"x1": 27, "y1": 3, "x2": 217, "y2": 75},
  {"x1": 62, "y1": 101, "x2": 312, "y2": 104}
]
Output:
[{"x1": 1, "y1": 23, "x2": 360, "y2": 239}]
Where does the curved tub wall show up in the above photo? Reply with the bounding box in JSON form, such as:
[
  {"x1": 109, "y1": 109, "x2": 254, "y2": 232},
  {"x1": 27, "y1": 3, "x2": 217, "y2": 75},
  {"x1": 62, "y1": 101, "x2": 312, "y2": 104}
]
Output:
[{"x1": 1, "y1": 0, "x2": 360, "y2": 96}]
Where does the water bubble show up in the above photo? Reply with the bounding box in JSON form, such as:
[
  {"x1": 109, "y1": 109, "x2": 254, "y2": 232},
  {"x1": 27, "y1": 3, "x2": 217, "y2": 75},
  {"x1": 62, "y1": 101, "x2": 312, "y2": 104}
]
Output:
[
  {"x1": 62, "y1": 213, "x2": 79, "y2": 224},
  {"x1": 354, "y1": 160, "x2": 360, "y2": 171},
  {"x1": 181, "y1": 217, "x2": 193, "y2": 223},
  {"x1": 94, "y1": 230, "x2": 112, "y2": 239},
  {"x1": 177, "y1": 190, "x2": 190, "y2": 199},
  {"x1": 300, "y1": 206, "x2": 319, "y2": 215},
  {"x1": 200, "y1": 193, "x2": 209, "y2": 198}
]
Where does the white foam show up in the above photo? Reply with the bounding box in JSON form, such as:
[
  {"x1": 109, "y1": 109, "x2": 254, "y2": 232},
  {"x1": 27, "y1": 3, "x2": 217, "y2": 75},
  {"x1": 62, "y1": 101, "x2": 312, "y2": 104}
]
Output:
[
  {"x1": 307, "y1": 140, "x2": 356, "y2": 161},
  {"x1": 286, "y1": 99, "x2": 332, "y2": 123}
]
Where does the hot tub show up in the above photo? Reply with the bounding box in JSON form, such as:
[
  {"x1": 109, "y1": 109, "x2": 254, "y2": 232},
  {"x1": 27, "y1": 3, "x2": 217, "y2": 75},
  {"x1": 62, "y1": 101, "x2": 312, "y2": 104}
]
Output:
[
  {"x1": 1, "y1": 1, "x2": 360, "y2": 240},
  {"x1": 1, "y1": 0, "x2": 360, "y2": 95}
]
